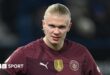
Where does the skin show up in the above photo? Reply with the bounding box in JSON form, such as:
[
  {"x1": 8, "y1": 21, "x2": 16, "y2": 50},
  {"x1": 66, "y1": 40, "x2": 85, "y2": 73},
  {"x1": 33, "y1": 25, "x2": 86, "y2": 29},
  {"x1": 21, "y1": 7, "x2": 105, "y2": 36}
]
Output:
[{"x1": 42, "y1": 14, "x2": 71, "y2": 51}]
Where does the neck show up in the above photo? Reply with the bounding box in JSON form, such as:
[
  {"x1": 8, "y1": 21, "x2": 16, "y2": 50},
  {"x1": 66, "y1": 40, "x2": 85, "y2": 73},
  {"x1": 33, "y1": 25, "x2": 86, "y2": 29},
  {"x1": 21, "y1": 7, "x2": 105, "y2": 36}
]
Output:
[{"x1": 43, "y1": 37, "x2": 64, "y2": 51}]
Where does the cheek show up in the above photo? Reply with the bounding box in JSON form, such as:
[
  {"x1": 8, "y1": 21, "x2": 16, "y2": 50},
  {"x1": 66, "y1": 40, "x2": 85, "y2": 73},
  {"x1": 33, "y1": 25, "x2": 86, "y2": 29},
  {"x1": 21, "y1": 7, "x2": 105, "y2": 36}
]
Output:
[
  {"x1": 44, "y1": 27, "x2": 51, "y2": 35},
  {"x1": 62, "y1": 29, "x2": 69, "y2": 37},
  {"x1": 61, "y1": 29, "x2": 68, "y2": 35}
]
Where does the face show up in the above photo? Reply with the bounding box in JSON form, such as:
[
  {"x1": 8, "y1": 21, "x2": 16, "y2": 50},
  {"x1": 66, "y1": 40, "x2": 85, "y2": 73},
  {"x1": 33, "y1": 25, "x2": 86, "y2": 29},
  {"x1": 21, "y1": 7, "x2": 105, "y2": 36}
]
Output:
[{"x1": 42, "y1": 14, "x2": 71, "y2": 45}]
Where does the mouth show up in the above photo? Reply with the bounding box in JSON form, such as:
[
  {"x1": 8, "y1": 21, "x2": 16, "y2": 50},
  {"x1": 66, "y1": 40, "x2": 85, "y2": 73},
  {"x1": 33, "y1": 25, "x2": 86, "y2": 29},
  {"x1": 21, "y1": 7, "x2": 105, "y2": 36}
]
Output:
[{"x1": 52, "y1": 36, "x2": 60, "y2": 41}]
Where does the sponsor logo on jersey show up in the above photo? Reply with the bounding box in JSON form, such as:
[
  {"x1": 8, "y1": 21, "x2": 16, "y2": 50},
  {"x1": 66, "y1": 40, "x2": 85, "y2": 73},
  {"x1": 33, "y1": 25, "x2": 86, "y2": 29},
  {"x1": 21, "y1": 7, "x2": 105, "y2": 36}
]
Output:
[
  {"x1": 39, "y1": 62, "x2": 48, "y2": 69},
  {"x1": 54, "y1": 59, "x2": 64, "y2": 72},
  {"x1": 97, "y1": 66, "x2": 101, "y2": 73},
  {"x1": 69, "y1": 60, "x2": 79, "y2": 71}
]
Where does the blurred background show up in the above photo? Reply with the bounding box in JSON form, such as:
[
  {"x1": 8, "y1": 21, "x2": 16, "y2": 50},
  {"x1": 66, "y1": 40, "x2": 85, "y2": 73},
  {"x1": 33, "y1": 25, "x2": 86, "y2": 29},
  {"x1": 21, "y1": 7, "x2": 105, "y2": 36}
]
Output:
[{"x1": 0, "y1": 0, "x2": 110, "y2": 75}]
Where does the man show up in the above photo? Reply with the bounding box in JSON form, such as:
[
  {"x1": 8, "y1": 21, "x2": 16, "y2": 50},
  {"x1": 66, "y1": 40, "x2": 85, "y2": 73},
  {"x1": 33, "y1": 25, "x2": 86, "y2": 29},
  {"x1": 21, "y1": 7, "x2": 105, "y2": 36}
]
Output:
[{"x1": 0, "y1": 3, "x2": 102, "y2": 75}]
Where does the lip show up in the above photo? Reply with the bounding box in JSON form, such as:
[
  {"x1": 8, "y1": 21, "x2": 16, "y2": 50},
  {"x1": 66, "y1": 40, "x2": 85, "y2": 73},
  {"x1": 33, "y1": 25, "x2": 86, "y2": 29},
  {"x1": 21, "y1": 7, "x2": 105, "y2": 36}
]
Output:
[{"x1": 52, "y1": 36, "x2": 60, "y2": 41}]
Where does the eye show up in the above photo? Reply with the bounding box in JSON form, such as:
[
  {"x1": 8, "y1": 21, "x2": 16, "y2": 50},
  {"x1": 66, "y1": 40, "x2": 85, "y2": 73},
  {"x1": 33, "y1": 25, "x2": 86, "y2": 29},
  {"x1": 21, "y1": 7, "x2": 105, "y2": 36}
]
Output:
[
  {"x1": 48, "y1": 24, "x2": 55, "y2": 28},
  {"x1": 58, "y1": 25, "x2": 66, "y2": 29}
]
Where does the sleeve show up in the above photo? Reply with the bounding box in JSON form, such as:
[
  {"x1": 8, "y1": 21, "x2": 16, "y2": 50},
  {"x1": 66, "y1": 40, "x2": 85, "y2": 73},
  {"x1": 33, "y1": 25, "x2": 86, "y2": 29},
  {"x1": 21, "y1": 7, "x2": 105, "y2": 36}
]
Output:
[
  {"x1": 0, "y1": 47, "x2": 27, "y2": 75},
  {"x1": 82, "y1": 48, "x2": 103, "y2": 75}
]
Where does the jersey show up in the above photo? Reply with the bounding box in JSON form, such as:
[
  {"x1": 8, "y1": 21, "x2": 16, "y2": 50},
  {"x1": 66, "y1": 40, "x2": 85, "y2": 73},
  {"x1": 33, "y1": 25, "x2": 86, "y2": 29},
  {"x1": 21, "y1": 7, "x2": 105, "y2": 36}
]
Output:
[{"x1": 0, "y1": 38, "x2": 102, "y2": 75}]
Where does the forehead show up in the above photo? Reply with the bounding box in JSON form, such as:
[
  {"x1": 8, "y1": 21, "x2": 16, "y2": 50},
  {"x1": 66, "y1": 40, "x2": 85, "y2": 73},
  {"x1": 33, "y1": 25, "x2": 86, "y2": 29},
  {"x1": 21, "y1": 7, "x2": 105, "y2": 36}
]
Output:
[{"x1": 44, "y1": 14, "x2": 70, "y2": 25}]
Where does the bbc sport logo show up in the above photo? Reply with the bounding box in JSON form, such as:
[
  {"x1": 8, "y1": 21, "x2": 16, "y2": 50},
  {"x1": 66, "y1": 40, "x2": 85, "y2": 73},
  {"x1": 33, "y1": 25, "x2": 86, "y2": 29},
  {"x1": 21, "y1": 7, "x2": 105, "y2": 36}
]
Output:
[{"x1": 0, "y1": 64, "x2": 24, "y2": 69}]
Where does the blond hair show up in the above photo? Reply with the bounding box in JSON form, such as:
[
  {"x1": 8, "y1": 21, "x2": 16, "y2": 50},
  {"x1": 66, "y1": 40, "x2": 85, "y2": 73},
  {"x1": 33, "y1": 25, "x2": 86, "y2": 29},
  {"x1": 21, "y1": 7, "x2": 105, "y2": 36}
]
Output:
[{"x1": 44, "y1": 3, "x2": 71, "y2": 20}]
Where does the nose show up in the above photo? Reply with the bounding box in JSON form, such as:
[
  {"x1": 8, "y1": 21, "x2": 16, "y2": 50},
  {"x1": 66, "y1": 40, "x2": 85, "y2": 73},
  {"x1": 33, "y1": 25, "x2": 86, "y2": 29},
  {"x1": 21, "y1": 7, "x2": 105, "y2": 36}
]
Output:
[{"x1": 53, "y1": 28, "x2": 60, "y2": 34}]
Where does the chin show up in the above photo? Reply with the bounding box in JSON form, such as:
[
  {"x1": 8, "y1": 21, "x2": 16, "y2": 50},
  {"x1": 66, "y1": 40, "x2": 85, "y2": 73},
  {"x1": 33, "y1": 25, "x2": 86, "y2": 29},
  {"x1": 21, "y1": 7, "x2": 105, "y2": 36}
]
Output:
[{"x1": 51, "y1": 41, "x2": 59, "y2": 45}]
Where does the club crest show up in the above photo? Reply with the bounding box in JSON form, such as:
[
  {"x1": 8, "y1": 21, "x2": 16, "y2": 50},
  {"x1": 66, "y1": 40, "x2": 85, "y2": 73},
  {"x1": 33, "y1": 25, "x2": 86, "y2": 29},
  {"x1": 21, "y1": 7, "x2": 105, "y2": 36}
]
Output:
[
  {"x1": 54, "y1": 59, "x2": 64, "y2": 72},
  {"x1": 69, "y1": 60, "x2": 79, "y2": 71}
]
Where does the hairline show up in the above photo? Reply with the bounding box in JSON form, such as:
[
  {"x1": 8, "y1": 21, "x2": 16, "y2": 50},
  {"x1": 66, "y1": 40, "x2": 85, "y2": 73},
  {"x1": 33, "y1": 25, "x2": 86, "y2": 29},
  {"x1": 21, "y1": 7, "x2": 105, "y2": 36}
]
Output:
[{"x1": 43, "y1": 3, "x2": 71, "y2": 21}]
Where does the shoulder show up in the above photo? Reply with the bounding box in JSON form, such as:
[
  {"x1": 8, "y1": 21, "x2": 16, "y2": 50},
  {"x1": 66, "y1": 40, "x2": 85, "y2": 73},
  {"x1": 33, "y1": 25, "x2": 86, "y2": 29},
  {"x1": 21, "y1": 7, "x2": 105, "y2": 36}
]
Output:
[
  {"x1": 11, "y1": 38, "x2": 43, "y2": 59},
  {"x1": 65, "y1": 39, "x2": 90, "y2": 55},
  {"x1": 20, "y1": 38, "x2": 42, "y2": 51},
  {"x1": 66, "y1": 39, "x2": 88, "y2": 50}
]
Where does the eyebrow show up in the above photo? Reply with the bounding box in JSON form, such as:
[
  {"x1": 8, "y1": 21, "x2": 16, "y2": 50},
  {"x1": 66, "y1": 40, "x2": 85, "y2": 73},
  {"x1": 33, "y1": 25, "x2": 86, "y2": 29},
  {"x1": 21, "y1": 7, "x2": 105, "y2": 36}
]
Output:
[
  {"x1": 48, "y1": 24, "x2": 66, "y2": 27},
  {"x1": 48, "y1": 24, "x2": 65, "y2": 27},
  {"x1": 48, "y1": 24, "x2": 66, "y2": 29}
]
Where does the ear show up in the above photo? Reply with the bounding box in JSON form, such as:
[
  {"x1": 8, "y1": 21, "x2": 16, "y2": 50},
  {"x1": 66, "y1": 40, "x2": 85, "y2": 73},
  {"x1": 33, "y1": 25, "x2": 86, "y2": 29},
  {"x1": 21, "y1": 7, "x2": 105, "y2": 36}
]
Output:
[
  {"x1": 42, "y1": 19, "x2": 45, "y2": 26},
  {"x1": 42, "y1": 19, "x2": 45, "y2": 29},
  {"x1": 67, "y1": 22, "x2": 72, "y2": 32}
]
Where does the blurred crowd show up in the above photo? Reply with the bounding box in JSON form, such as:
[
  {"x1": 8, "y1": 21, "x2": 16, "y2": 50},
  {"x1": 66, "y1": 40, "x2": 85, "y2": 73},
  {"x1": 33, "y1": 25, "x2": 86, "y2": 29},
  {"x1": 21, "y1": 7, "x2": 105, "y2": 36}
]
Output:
[{"x1": 0, "y1": 0, "x2": 110, "y2": 74}]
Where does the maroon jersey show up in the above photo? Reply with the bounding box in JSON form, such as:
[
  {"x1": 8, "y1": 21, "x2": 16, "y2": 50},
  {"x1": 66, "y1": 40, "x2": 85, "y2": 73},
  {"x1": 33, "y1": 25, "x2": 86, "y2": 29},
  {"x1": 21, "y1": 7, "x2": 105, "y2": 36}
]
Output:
[{"x1": 0, "y1": 38, "x2": 102, "y2": 75}]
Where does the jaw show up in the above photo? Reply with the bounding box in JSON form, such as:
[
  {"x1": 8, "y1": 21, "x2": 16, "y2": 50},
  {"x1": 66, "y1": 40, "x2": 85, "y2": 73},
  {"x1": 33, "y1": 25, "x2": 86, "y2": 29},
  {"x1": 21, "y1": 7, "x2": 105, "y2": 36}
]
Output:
[
  {"x1": 44, "y1": 36, "x2": 59, "y2": 45},
  {"x1": 43, "y1": 36, "x2": 64, "y2": 50}
]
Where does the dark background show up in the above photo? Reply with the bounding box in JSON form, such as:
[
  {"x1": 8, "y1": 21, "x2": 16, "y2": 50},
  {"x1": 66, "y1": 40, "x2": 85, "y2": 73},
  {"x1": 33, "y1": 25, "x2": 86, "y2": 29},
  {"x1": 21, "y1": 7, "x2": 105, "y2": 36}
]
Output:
[{"x1": 0, "y1": 0, "x2": 110, "y2": 75}]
